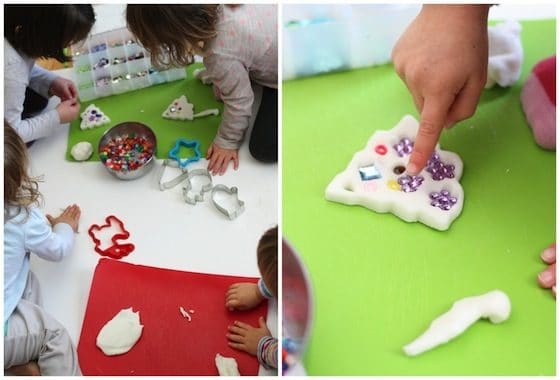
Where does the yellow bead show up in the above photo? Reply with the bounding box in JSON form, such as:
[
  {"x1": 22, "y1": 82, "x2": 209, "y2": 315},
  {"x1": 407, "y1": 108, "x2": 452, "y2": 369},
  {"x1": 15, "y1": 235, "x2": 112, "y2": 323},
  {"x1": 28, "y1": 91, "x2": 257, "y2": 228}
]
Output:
[{"x1": 387, "y1": 179, "x2": 400, "y2": 191}]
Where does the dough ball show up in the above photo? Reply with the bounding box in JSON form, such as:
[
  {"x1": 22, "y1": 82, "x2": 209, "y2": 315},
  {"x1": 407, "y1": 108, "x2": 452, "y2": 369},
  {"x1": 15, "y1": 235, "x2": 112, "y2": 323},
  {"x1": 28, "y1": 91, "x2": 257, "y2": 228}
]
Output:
[{"x1": 71, "y1": 141, "x2": 93, "y2": 161}]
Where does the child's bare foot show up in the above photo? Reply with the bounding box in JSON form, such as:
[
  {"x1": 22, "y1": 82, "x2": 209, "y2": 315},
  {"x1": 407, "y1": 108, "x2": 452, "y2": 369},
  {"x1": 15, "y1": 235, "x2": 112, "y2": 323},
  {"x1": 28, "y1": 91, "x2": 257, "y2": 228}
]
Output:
[
  {"x1": 226, "y1": 317, "x2": 270, "y2": 355},
  {"x1": 537, "y1": 243, "x2": 556, "y2": 298},
  {"x1": 46, "y1": 204, "x2": 81, "y2": 232},
  {"x1": 7, "y1": 361, "x2": 41, "y2": 375},
  {"x1": 225, "y1": 282, "x2": 264, "y2": 311}
]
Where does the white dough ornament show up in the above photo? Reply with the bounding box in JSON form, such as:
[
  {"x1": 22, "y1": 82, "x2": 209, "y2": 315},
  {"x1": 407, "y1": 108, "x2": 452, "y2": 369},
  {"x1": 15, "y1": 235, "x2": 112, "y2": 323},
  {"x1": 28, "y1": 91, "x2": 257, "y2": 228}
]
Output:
[
  {"x1": 70, "y1": 141, "x2": 93, "y2": 161},
  {"x1": 96, "y1": 307, "x2": 144, "y2": 356},
  {"x1": 403, "y1": 290, "x2": 511, "y2": 357},
  {"x1": 80, "y1": 104, "x2": 110, "y2": 130},
  {"x1": 162, "y1": 95, "x2": 219, "y2": 121},
  {"x1": 215, "y1": 354, "x2": 240, "y2": 376},
  {"x1": 325, "y1": 115, "x2": 464, "y2": 231}
]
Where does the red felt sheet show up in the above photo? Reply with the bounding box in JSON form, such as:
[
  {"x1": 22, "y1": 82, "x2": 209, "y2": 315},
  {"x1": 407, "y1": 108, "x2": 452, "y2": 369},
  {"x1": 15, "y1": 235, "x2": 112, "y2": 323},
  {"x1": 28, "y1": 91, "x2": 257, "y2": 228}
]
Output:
[{"x1": 77, "y1": 259, "x2": 267, "y2": 375}]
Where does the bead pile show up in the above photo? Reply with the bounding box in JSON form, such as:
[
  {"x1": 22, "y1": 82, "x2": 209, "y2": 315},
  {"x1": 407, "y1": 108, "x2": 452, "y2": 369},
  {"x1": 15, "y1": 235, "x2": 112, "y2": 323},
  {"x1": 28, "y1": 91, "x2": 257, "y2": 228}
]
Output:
[
  {"x1": 426, "y1": 153, "x2": 455, "y2": 181},
  {"x1": 429, "y1": 189, "x2": 458, "y2": 211},
  {"x1": 282, "y1": 337, "x2": 300, "y2": 374},
  {"x1": 398, "y1": 175, "x2": 424, "y2": 192},
  {"x1": 100, "y1": 134, "x2": 154, "y2": 172},
  {"x1": 393, "y1": 137, "x2": 414, "y2": 157}
]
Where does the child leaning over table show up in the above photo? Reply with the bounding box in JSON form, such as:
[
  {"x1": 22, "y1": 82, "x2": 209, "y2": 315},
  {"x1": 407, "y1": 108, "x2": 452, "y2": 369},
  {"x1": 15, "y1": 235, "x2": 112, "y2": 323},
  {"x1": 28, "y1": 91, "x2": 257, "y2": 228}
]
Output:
[
  {"x1": 126, "y1": 4, "x2": 278, "y2": 175},
  {"x1": 225, "y1": 226, "x2": 278, "y2": 371},
  {"x1": 4, "y1": 122, "x2": 82, "y2": 375}
]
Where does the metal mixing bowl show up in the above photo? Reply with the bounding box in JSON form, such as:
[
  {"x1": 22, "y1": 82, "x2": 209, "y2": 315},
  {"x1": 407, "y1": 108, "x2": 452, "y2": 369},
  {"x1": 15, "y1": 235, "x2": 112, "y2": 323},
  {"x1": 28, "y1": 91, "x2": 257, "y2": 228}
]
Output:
[{"x1": 98, "y1": 121, "x2": 157, "y2": 180}]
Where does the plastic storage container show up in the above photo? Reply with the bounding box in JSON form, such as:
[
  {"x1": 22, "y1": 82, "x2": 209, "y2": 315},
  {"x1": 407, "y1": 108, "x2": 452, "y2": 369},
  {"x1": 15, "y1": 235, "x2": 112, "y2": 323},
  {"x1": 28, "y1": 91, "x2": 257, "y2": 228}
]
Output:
[{"x1": 71, "y1": 27, "x2": 187, "y2": 101}]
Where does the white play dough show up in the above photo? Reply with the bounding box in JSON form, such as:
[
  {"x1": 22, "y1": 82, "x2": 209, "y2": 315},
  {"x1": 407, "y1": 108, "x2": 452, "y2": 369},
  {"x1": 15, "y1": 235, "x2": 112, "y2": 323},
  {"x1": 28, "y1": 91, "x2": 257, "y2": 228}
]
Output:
[
  {"x1": 325, "y1": 115, "x2": 464, "y2": 231},
  {"x1": 96, "y1": 308, "x2": 144, "y2": 356},
  {"x1": 403, "y1": 290, "x2": 511, "y2": 357},
  {"x1": 193, "y1": 67, "x2": 213, "y2": 85},
  {"x1": 486, "y1": 20, "x2": 523, "y2": 88},
  {"x1": 70, "y1": 141, "x2": 93, "y2": 161},
  {"x1": 80, "y1": 104, "x2": 110, "y2": 130},
  {"x1": 162, "y1": 95, "x2": 219, "y2": 121},
  {"x1": 215, "y1": 354, "x2": 240, "y2": 376}
]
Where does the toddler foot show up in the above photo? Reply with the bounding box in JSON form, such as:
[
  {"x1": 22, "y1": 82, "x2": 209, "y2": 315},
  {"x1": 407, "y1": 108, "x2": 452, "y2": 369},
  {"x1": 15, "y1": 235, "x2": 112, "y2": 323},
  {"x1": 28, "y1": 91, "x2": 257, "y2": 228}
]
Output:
[
  {"x1": 537, "y1": 243, "x2": 556, "y2": 298},
  {"x1": 225, "y1": 282, "x2": 264, "y2": 311},
  {"x1": 7, "y1": 361, "x2": 41, "y2": 376}
]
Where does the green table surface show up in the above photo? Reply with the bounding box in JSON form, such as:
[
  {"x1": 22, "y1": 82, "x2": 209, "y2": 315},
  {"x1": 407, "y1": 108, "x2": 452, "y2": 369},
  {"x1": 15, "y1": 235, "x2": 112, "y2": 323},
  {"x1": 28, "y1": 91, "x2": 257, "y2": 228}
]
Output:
[
  {"x1": 66, "y1": 63, "x2": 222, "y2": 161},
  {"x1": 283, "y1": 19, "x2": 556, "y2": 375}
]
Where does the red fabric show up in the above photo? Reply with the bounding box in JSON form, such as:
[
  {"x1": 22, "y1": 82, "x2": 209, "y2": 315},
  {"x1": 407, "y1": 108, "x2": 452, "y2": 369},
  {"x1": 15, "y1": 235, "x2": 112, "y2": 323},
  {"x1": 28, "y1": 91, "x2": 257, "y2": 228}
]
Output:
[
  {"x1": 78, "y1": 259, "x2": 267, "y2": 375},
  {"x1": 533, "y1": 55, "x2": 556, "y2": 104}
]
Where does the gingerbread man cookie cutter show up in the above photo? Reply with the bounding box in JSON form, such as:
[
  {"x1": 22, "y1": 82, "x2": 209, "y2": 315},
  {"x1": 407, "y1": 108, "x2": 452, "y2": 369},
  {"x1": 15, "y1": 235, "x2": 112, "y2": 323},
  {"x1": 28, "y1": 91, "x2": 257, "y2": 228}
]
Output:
[
  {"x1": 211, "y1": 185, "x2": 245, "y2": 220},
  {"x1": 88, "y1": 215, "x2": 135, "y2": 259},
  {"x1": 158, "y1": 159, "x2": 190, "y2": 191},
  {"x1": 182, "y1": 169, "x2": 213, "y2": 205}
]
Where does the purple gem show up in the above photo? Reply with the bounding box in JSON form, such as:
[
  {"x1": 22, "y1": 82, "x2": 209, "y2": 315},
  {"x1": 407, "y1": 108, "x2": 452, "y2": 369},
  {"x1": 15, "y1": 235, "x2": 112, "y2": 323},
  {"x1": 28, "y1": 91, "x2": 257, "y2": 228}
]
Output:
[
  {"x1": 89, "y1": 116, "x2": 95, "y2": 121},
  {"x1": 429, "y1": 189, "x2": 458, "y2": 211},
  {"x1": 426, "y1": 152, "x2": 455, "y2": 181},
  {"x1": 398, "y1": 174, "x2": 424, "y2": 192},
  {"x1": 393, "y1": 138, "x2": 414, "y2": 157}
]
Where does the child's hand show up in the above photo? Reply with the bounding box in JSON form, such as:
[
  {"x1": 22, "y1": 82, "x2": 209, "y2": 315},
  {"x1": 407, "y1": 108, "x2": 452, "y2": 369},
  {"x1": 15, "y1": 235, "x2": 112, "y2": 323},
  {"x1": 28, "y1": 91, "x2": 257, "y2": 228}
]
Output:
[
  {"x1": 227, "y1": 317, "x2": 270, "y2": 356},
  {"x1": 56, "y1": 99, "x2": 81, "y2": 123},
  {"x1": 46, "y1": 204, "x2": 81, "y2": 233},
  {"x1": 225, "y1": 282, "x2": 264, "y2": 311},
  {"x1": 537, "y1": 243, "x2": 556, "y2": 298},
  {"x1": 49, "y1": 77, "x2": 78, "y2": 101},
  {"x1": 392, "y1": 5, "x2": 490, "y2": 175},
  {"x1": 207, "y1": 143, "x2": 239, "y2": 175}
]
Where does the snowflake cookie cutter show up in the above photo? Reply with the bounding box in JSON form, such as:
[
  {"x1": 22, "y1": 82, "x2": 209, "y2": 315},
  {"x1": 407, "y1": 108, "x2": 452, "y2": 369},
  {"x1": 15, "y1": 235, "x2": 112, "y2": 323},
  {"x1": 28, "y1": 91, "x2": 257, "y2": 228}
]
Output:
[
  {"x1": 182, "y1": 169, "x2": 213, "y2": 205},
  {"x1": 87, "y1": 215, "x2": 135, "y2": 259},
  {"x1": 211, "y1": 185, "x2": 245, "y2": 220},
  {"x1": 168, "y1": 138, "x2": 201, "y2": 168},
  {"x1": 158, "y1": 159, "x2": 190, "y2": 191}
]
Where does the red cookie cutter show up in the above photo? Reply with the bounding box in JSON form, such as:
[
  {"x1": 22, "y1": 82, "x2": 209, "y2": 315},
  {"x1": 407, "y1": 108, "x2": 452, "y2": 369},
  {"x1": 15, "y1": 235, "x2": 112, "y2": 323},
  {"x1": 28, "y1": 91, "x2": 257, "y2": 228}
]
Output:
[{"x1": 88, "y1": 215, "x2": 135, "y2": 259}]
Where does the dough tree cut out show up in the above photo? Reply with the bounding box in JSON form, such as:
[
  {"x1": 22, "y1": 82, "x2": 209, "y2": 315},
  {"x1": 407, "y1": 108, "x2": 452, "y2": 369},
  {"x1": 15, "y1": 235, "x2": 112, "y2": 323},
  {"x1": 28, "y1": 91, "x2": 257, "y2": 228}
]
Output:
[
  {"x1": 80, "y1": 104, "x2": 110, "y2": 130},
  {"x1": 325, "y1": 115, "x2": 464, "y2": 231},
  {"x1": 162, "y1": 95, "x2": 219, "y2": 121}
]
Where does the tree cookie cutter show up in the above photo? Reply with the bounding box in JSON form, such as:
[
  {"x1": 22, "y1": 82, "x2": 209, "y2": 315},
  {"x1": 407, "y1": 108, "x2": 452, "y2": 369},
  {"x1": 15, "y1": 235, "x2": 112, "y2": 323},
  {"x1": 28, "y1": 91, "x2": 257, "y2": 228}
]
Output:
[
  {"x1": 87, "y1": 215, "x2": 135, "y2": 259},
  {"x1": 158, "y1": 159, "x2": 189, "y2": 191},
  {"x1": 168, "y1": 138, "x2": 201, "y2": 168},
  {"x1": 211, "y1": 185, "x2": 245, "y2": 220},
  {"x1": 182, "y1": 169, "x2": 213, "y2": 204}
]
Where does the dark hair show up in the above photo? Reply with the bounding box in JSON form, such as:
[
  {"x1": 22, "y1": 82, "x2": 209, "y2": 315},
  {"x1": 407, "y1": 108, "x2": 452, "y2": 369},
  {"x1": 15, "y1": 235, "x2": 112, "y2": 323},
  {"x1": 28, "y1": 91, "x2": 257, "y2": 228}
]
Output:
[
  {"x1": 257, "y1": 226, "x2": 278, "y2": 298},
  {"x1": 126, "y1": 4, "x2": 220, "y2": 68},
  {"x1": 4, "y1": 4, "x2": 95, "y2": 62},
  {"x1": 4, "y1": 121, "x2": 42, "y2": 222}
]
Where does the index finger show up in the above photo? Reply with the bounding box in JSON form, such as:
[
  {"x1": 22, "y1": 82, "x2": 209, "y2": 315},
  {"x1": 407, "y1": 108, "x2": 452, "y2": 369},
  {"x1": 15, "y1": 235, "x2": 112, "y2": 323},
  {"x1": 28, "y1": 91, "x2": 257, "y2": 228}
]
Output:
[
  {"x1": 407, "y1": 95, "x2": 454, "y2": 175},
  {"x1": 68, "y1": 82, "x2": 78, "y2": 99}
]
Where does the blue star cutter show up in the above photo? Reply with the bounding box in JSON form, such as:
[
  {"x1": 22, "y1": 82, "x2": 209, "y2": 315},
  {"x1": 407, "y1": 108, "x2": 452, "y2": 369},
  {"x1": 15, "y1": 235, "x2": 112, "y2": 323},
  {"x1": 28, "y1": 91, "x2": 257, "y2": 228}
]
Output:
[{"x1": 168, "y1": 138, "x2": 202, "y2": 168}]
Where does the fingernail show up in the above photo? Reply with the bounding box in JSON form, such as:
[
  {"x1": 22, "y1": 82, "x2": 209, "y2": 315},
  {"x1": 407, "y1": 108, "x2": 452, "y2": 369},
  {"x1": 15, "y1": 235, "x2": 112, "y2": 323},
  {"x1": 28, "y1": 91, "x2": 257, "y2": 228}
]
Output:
[
  {"x1": 541, "y1": 247, "x2": 556, "y2": 262},
  {"x1": 406, "y1": 163, "x2": 419, "y2": 175},
  {"x1": 538, "y1": 270, "x2": 552, "y2": 284}
]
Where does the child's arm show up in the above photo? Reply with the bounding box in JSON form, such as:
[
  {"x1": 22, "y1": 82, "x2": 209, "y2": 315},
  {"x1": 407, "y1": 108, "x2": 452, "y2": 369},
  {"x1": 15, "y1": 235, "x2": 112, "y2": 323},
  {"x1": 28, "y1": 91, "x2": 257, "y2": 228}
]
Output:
[
  {"x1": 391, "y1": 5, "x2": 490, "y2": 175},
  {"x1": 204, "y1": 55, "x2": 254, "y2": 174},
  {"x1": 24, "y1": 205, "x2": 80, "y2": 262}
]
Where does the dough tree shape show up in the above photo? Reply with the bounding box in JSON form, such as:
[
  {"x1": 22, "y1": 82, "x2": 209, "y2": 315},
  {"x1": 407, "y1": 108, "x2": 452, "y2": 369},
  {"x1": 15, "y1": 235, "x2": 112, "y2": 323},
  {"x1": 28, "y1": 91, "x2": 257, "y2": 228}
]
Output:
[
  {"x1": 80, "y1": 104, "x2": 111, "y2": 130},
  {"x1": 325, "y1": 115, "x2": 464, "y2": 231},
  {"x1": 162, "y1": 95, "x2": 219, "y2": 121}
]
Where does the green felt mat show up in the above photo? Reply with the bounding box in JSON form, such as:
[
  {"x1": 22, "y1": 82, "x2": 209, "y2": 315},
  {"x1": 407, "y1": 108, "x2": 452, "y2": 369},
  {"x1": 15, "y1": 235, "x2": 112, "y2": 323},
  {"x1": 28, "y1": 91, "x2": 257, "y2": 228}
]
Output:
[
  {"x1": 283, "y1": 19, "x2": 556, "y2": 375},
  {"x1": 66, "y1": 63, "x2": 222, "y2": 161}
]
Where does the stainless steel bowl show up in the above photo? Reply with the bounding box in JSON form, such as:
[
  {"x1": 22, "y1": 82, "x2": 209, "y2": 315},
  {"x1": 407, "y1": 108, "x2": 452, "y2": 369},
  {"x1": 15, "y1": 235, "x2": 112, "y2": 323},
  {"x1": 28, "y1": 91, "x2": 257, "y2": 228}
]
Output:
[{"x1": 98, "y1": 121, "x2": 157, "y2": 180}]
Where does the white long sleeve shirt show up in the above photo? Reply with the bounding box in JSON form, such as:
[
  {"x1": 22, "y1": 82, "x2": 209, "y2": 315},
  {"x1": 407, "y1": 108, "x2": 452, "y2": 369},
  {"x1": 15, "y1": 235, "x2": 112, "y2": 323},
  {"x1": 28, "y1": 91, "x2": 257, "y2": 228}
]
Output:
[
  {"x1": 4, "y1": 206, "x2": 75, "y2": 323},
  {"x1": 4, "y1": 39, "x2": 61, "y2": 142}
]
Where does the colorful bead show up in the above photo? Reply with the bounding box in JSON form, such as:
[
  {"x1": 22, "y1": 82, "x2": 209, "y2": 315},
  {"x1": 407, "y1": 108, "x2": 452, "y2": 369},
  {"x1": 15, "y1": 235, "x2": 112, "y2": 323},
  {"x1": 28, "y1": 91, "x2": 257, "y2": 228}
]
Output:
[
  {"x1": 429, "y1": 189, "x2": 458, "y2": 210},
  {"x1": 387, "y1": 179, "x2": 400, "y2": 191},
  {"x1": 426, "y1": 153, "x2": 455, "y2": 181},
  {"x1": 374, "y1": 144, "x2": 388, "y2": 155},
  {"x1": 359, "y1": 164, "x2": 381, "y2": 181},
  {"x1": 393, "y1": 137, "x2": 414, "y2": 157},
  {"x1": 398, "y1": 174, "x2": 424, "y2": 192},
  {"x1": 393, "y1": 165, "x2": 406, "y2": 175},
  {"x1": 100, "y1": 135, "x2": 154, "y2": 173}
]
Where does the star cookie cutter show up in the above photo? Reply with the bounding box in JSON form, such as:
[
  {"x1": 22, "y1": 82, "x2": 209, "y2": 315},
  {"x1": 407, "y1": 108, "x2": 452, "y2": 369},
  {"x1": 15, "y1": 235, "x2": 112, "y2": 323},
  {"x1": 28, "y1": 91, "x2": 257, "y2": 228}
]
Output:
[
  {"x1": 168, "y1": 138, "x2": 201, "y2": 168},
  {"x1": 158, "y1": 159, "x2": 189, "y2": 191},
  {"x1": 211, "y1": 185, "x2": 245, "y2": 220},
  {"x1": 182, "y1": 169, "x2": 213, "y2": 204},
  {"x1": 87, "y1": 215, "x2": 135, "y2": 259}
]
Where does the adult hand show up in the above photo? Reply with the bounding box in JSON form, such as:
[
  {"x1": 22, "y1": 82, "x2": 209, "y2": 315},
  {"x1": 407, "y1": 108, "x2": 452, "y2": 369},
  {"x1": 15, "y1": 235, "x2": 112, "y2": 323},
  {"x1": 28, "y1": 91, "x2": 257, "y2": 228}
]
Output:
[
  {"x1": 226, "y1": 317, "x2": 270, "y2": 356},
  {"x1": 47, "y1": 204, "x2": 81, "y2": 233},
  {"x1": 392, "y1": 5, "x2": 490, "y2": 175},
  {"x1": 207, "y1": 143, "x2": 239, "y2": 175},
  {"x1": 49, "y1": 77, "x2": 78, "y2": 101}
]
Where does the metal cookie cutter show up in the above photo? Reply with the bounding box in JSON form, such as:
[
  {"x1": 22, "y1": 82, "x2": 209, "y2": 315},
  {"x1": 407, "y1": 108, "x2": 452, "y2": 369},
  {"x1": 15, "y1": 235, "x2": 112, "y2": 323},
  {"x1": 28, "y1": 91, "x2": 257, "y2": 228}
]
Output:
[
  {"x1": 158, "y1": 159, "x2": 189, "y2": 191},
  {"x1": 211, "y1": 185, "x2": 245, "y2": 220},
  {"x1": 182, "y1": 169, "x2": 213, "y2": 205}
]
